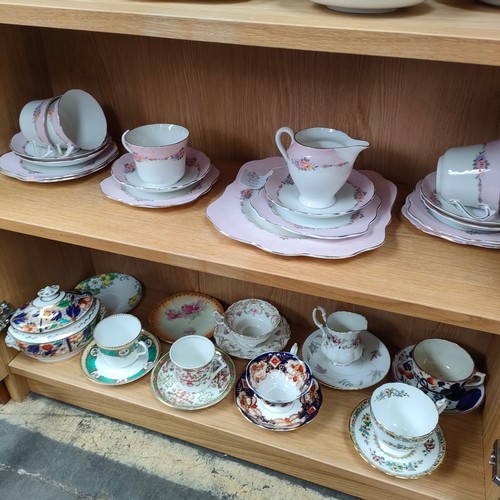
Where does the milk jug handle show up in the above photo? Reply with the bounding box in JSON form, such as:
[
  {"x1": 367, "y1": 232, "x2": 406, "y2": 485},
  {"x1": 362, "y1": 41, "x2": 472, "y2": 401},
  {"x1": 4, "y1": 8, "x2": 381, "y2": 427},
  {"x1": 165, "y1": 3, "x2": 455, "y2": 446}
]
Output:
[
  {"x1": 312, "y1": 306, "x2": 329, "y2": 333},
  {"x1": 275, "y1": 126, "x2": 295, "y2": 160}
]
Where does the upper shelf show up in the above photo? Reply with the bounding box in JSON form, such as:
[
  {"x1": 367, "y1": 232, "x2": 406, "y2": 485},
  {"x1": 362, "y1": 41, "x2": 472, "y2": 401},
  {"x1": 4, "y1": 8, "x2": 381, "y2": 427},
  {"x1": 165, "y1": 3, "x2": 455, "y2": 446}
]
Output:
[
  {"x1": 0, "y1": 0, "x2": 499, "y2": 66},
  {"x1": 0, "y1": 162, "x2": 498, "y2": 335}
]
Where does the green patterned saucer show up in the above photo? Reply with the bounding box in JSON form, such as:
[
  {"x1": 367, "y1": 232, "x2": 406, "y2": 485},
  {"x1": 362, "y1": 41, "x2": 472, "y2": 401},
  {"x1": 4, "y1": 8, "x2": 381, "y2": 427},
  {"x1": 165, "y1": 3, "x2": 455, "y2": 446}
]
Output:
[{"x1": 81, "y1": 329, "x2": 160, "y2": 385}]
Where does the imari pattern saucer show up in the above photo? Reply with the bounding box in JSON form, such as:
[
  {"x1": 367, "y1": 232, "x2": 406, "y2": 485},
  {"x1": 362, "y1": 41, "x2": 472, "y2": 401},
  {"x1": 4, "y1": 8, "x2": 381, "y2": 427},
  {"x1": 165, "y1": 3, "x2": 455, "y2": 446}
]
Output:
[
  {"x1": 235, "y1": 375, "x2": 322, "y2": 431},
  {"x1": 349, "y1": 399, "x2": 446, "y2": 479}
]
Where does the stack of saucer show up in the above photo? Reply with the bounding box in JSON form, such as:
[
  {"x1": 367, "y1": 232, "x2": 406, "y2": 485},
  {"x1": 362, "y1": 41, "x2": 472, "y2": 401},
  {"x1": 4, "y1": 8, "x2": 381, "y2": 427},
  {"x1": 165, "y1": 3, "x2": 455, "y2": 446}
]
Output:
[
  {"x1": 206, "y1": 157, "x2": 397, "y2": 259},
  {"x1": 100, "y1": 149, "x2": 219, "y2": 208},
  {"x1": 402, "y1": 171, "x2": 500, "y2": 248},
  {"x1": 0, "y1": 133, "x2": 117, "y2": 182}
]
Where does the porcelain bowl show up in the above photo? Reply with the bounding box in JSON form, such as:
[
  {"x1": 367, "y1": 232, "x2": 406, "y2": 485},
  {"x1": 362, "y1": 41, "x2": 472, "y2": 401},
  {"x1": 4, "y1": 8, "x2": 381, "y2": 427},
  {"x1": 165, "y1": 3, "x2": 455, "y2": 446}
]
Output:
[{"x1": 5, "y1": 284, "x2": 104, "y2": 362}]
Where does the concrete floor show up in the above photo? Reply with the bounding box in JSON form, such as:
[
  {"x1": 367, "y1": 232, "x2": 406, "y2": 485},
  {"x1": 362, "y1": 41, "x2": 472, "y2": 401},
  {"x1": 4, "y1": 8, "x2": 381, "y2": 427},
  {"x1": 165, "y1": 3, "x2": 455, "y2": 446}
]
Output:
[{"x1": 0, "y1": 394, "x2": 360, "y2": 500}]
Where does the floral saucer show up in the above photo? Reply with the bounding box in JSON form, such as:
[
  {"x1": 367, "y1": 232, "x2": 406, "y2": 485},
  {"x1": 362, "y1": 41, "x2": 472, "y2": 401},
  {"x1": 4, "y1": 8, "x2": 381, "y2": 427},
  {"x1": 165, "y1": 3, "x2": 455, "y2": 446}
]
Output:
[
  {"x1": 213, "y1": 316, "x2": 291, "y2": 359},
  {"x1": 302, "y1": 329, "x2": 390, "y2": 390},
  {"x1": 251, "y1": 188, "x2": 382, "y2": 239},
  {"x1": 100, "y1": 165, "x2": 219, "y2": 208},
  {"x1": 111, "y1": 148, "x2": 211, "y2": 193},
  {"x1": 235, "y1": 375, "x2": 322, "y2": 431},
  {"x1": 0, "y1": 142, "x2": 118, "y2": 182},
  {"x1": 150, "y1": 349, "x2": 235, "y2": 410},
  {"x1": 349, "y1": 399, "x2": 446, "y2": 478},
  {"x1": 149, "y1": 292, "x2": 224, "y2": 343},
  {"x1": 264, "y1": 167, "x2": 375, "y2": 218},
  {"x1": 80, "y1": 329, "x2": 160, "y2": 385},
  {"x1": 75, "y1": 272, "x2": 142, "y2": 314},
  {"x1": 392, "y1": 345, "x2": 485, "y2": 415}
]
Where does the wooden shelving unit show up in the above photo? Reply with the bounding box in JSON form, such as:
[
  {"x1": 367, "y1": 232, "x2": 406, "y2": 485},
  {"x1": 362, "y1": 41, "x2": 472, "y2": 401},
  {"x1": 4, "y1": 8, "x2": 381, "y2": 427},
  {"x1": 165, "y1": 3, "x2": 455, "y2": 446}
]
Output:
[{"x1": 0, "y1": 1, "x2": 499, "y2": 499}]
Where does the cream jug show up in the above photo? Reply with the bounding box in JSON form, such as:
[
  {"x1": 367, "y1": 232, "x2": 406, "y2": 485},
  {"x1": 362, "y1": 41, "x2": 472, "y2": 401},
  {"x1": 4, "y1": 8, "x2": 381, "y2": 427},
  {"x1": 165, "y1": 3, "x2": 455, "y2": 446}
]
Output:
[
  {"x1": 275, "y1": 126, "x2": 369, "y2": 209},
  {"x1": 312, "y1": 307, "x2": 367, "y2": 366}
]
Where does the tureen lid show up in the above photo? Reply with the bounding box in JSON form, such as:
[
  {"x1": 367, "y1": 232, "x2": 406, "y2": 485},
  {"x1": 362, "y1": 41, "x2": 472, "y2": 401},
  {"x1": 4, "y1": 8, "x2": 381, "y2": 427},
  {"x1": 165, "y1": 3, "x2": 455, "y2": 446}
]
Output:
[{"x1": 9, "y1": 285, "x2": 94, "y2": 334}]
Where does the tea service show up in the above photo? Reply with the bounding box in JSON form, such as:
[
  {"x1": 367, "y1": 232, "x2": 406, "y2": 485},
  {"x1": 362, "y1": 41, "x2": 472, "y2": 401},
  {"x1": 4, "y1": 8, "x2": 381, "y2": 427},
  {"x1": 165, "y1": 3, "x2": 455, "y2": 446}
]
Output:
[
  {"x1": 150, "y1": 335, "x2": 236, "y2": 410},
  {"x1": 392, "y1": 339, "x2": 486, "y2": 414},
  {"x1": 207, "y1": 128, "x2": 397, "y2": 258},
  {"x1": 81, "y1": 314, "x2": 160, "y2": 385},
  {"x1": 402, "y1": 139, "x2": 500, "y2": 248},
  {"x1": 1, "y1": 89, "x2": 118, "y2": 182},
  {"x1": 349, "y1": 383, "x2": 446, "y2": 479},
  {"x1": 235, "y1": 345, "x2": 323, "y2": 431},
  {"x1": 102, "y1": 123, "x2": 219, "y2": 208},
  {"x1": 212, "y1": 298, "x2": 291, "y2": 358},
  {"x1": 303, "y1": 309, "x2": 390, "y2": 390}
]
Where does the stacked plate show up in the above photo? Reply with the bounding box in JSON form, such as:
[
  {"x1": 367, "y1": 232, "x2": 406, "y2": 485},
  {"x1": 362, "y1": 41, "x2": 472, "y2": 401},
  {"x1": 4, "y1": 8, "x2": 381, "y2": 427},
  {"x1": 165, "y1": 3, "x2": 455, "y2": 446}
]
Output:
[
  {"x1": 206, "y1": 157, "x2": 397, "y2": 259},
  {"x1": 0, "y1": 132, "x2": 118, "y2": 182},
  {"x1": 402, "y1": 171, "x2": 500, "y2": 249},
  {"x1": 100, "y1": 148, "x2": 219, "y2": 208}
]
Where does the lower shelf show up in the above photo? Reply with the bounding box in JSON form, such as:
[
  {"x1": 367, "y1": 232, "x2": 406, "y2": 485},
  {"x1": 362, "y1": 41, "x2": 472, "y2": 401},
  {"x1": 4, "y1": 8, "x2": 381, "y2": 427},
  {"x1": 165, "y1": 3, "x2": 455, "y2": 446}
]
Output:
[{"x1": 8, "y1": 346, "x2": 485, "y2": 500}]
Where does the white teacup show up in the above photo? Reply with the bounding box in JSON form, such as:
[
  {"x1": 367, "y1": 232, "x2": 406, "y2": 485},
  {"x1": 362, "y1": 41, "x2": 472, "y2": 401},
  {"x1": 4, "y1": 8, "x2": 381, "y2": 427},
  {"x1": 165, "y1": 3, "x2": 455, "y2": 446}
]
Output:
[
  {"x1": 169, "y1": 335, "x2": 226, "y2": 392},
  {"x1": 19, "y1": 96, "x2": 58, "y2": 157},
  {"x1": 370, "y1": 382, "x2": 447, "y2": 458},
  {"x1": 93, "y1": 314, "x2": 148, "y2": 369},
  {"x1": 435, "y1": 139, "x2": 500, "y2": 220},
  {"x1": 275, "y1": 126, "x2": 369, "y2": 209},
  {"x1": 46, "y1": 89, "x2": 107, "y2": 154},
  {"x1": 213, "y1": 298, "x2": 281, "y2": 347},
  {"x1": 122, "y1": 123, "x2": 189, "y2": 186}
]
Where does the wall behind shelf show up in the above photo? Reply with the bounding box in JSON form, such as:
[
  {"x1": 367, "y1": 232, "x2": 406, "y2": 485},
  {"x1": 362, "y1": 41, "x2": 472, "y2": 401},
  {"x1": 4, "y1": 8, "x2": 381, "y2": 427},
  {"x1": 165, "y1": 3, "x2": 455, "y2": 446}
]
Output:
[{"x1": 34, "y1": 28, "x2": 500, "y2": 187}]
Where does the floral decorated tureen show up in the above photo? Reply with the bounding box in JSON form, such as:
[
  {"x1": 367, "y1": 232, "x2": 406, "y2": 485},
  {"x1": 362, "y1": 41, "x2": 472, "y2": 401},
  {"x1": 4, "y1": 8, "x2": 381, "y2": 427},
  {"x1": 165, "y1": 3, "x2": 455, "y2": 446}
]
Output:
[{"x1": 5, "y1": 284, "x2": 103, "y2": 362}]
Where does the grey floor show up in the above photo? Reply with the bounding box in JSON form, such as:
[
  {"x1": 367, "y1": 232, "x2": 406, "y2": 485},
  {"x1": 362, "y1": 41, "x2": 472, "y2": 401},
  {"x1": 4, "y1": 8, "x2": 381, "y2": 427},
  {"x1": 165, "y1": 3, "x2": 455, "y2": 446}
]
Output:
[{"x1": 0, "y1": 394, "x2": 360, "y2": 500}]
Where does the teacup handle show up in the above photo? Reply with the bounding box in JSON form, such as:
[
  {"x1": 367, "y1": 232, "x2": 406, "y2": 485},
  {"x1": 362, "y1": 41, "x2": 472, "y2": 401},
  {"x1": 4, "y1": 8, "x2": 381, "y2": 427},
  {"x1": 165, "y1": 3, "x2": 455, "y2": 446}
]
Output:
[
  {"x1": 121, "y1": 130, "x2": 133, "y2": 154},
  {"x1": 55, "y1": 143, "x2": 79, "y2": 158},
  {"x1": 449, "y1": 199, "x2": 495, "y2": 221},
  {"x1": 434, "y1": 396, "x2": 448, "y2": 414},
  {"x1": 209, "y1": 352, "x2": 227, "y2": 382},
  {"x1": 465, "y1": 370, "x2": 486, "y2": 387},
  {"x1": 275, "y1": 126, "x2": 295, "y2": 161},
  {"x1": 135, "y1": 340, "x2": 148, "y2": 357},
  {"x1": 31, "y1": 141, "x2": 54, "y2": 158},
  {"x1": 312, "y1": 306, "x2": 331, "y2": 340},
  {"x1": 212, "y1": 310, "x2": 224, "y2": 326}
]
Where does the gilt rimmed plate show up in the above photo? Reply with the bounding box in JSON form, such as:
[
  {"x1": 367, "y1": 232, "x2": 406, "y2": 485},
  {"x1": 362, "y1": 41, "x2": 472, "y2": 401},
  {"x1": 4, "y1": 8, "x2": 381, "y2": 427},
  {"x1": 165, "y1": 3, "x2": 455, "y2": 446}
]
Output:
[
  {"x1": 111, "y1": 148, "x2": 211, "y2": 192},
  {"x1": 150, "y1": 349, "x2": 235, "y2": 410},
  {"x1": 311, "y1": 0, "x2": 425, "y2": 13},
  {"x1": 235, "y1": 376, "x2": 322, "y2": 431},
  {"x1": 251, "y1": 188, "x2": 381, "y2": 239},
  {"x1": 0, "y1": 141, "x2": 118, "y2": 182},
  {"x1": 75, "y1": 273, "x2": 142, "y2": 314},
  {"x1": 149, "y1": 292, "x2": 224, "y2": 343},
  {"x1": 302, "y1": 329, "x2": 390, "y2": 390},
  {"x1": 264, "y1": 166, "x2": 375, "y2": 218},
  {"x1": 80, "y1": 329, "x2": 160, "y2": 386},
  {"x1": 349, "y1": 399, "x2": 446, "y2": 479},
  {"x1": 9, "y1": 131, "x2": 111, "y2": 165},
  {"x1": 402, "y1": 184, "x2": 500, "y2": 248},
  {"x1": 206, "y1": 158, "x2": 397, "y2": 259},
  {"x1": 100, "y1": 165, "x2": 219, "y2": 208}
]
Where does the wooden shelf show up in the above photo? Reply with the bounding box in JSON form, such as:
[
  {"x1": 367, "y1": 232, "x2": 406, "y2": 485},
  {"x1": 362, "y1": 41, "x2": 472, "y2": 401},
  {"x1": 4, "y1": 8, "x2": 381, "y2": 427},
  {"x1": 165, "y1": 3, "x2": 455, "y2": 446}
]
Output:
[
  {"x1": 0, "y1": 0, "x2": 499, "y2": 65},
  {"x1": 0, "y1": 162, "x2": 498, "y2": 335},
  {"x1": 8, "y1": 339, "x2": 485, "y2": 500}
]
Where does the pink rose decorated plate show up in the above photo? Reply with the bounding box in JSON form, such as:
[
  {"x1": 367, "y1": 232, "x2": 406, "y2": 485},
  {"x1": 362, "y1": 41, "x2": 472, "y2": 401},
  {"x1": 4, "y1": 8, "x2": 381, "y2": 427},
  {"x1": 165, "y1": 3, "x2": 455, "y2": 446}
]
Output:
[{"x1": 149, "y1": 292, "x2": 224, "y2": 343}]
